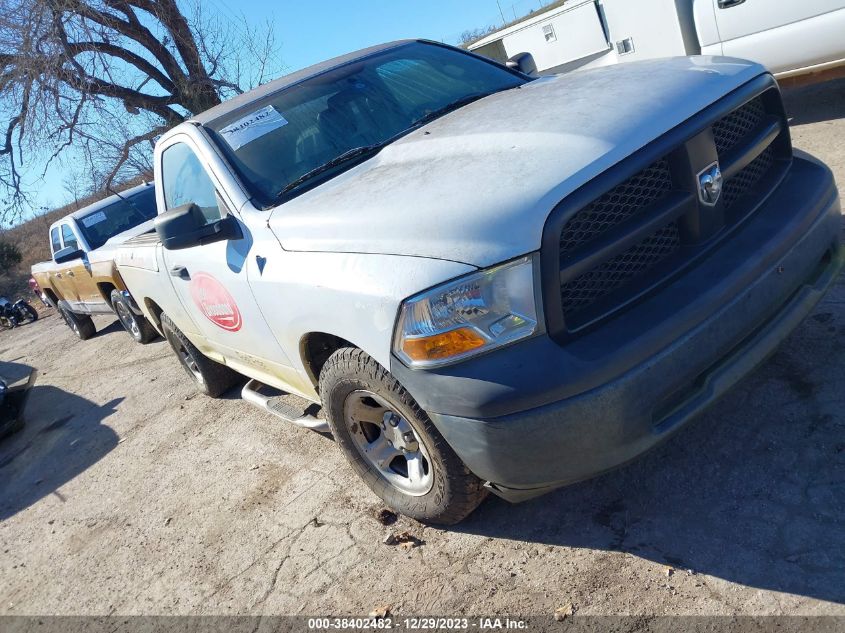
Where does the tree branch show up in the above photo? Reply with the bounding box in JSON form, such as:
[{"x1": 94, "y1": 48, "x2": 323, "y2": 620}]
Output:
[
  {"x1": 104, "y1": 124, "x2": 164, "y2": 187},
  {"x1": 65, "y1": 40, "x2": 176, "y2": 93}
]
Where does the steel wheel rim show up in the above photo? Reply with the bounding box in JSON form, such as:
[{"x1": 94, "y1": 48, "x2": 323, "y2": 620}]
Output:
[
  {"x1": 176, "y1": 343, "x2": 204, "y2": 385},
  {"x1": 343, "y1": 390, "x2": 433, "y2": 496},
  {"x1": 115, "y1": 301, "x2": 140, "y2": 338}
]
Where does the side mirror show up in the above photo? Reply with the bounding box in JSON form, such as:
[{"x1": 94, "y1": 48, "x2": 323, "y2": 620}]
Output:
[
  {"x1": 155, "y1": 203, "x2": 243, "y2": 250},
  {"x1": 54, "y1": 246, "x2": 85, "y2": 264},
  {"x1": 506, "y1": 52, "x2": 538, "y2": 77}
]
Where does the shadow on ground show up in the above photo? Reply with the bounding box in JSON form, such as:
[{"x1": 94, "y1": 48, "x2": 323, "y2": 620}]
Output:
[
  {"x1": 782, "y1": 75, "x2": 845, "y2": 126},
  {"x1": 91, "y1": 319, "x2": 127, "y2": 339},
  {"x1": 0, "y1": 381, "x2": 122, "y2": 521},
  {"x1": 455, "y1": 297, "x2": 845, "y2": 604}
]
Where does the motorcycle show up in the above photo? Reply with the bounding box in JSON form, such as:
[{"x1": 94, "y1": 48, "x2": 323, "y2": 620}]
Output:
[{"x1": 0, "y1": 297, "x2": 39, "y2": 330}]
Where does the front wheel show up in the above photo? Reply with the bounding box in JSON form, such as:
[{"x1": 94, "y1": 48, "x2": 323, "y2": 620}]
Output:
[
  {"x1": 110, "y1": 290, "x2": 156, "y2": 344},
  {"x1": 319, "y1": 347, "x2": 487, "y2": 525}
]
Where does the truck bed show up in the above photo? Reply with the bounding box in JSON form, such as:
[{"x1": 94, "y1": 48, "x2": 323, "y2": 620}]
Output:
[{"x1": 114, "y1": 231, "x2": 161, "y2": 273}]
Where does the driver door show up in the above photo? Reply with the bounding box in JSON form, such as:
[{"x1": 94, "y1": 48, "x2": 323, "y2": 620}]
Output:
[
  {"x1": 50, "y1": 224, "x2": 82, "y2": 310},
  {"x1": 61, "y1": 223, "x2": 106, "y2": 314},
  {"x1": 156, "y1": 135, "x2": 296, "y2": 384},
  {"x1": 712, "y1": 0, "x2": 844, "y2": 75}
]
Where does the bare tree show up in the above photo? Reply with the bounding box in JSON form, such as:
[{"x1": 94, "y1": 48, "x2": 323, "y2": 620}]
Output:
[
  {"x1": 0, "y1": 0, "x2": 281, "y2": 219},
  {"x1": 458, "y1": 26, "x2": 498, "y2": 48}
]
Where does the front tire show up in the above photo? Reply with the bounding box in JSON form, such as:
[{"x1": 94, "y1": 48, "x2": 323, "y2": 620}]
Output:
[
  {"x1": 110, "y1": 290, "x2": 156, "y2": 344},
  {"x1": 319, "y1": 347, "x2": 487, "y2": 525},
  {"x1": 160, "y1": 312, "x2": 239, "y2": 397},
  {"x1": 59, "y1": 306, "x2": 96, "y2": 340}
]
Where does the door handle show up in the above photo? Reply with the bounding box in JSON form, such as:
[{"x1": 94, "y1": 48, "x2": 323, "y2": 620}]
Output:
[
  {"x1": 170, "y1": 265, "x2": 191, "y2": 281},
  {"x1": 717, "y1": 0, "x2": 745, "y2": 8}
]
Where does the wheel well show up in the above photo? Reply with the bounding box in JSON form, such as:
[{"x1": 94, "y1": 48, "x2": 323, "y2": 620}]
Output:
[
  {"x1": 301, "y1": 333, "x2": 352, "y2": 387},
  {"x1": 97, "y1": 282, "x2": 117, "y2": 307},
  {"x1": 143, "y1": 299, "x2": 164, "y2": 330},
  {"x1": 42, "y1": 288, "x2": 59, "y2": 307}
]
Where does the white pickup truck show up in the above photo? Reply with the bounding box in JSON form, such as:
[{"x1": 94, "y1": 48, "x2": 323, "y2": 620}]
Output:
[
  {"x1": 116, "y1": 40, "x2": 842, "y2": 523},
  {"x1": 469, "y1": 0, "x2": 845, "y2": 82}
]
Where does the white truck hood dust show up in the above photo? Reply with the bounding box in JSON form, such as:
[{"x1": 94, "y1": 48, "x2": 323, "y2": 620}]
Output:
[{"x1": 268, "y1": 56, "x2": 765, "y2": 268}]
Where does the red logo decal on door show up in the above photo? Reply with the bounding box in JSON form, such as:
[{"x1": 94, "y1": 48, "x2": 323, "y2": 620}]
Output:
[{"x1": 189, "y1": 272, "x2": 242, "y2": 332}]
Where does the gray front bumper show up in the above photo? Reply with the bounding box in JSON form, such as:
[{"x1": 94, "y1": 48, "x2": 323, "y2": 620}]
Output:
[{"x1": 392, "y1": 155, "x2": 843, "y2": 501}]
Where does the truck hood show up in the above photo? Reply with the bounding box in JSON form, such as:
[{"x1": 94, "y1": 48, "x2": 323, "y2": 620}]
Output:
[{"x1": 268, "y1": 56, "x2": 766, "y2": 268}]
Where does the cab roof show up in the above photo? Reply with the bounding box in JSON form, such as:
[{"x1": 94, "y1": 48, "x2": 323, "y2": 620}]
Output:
[
  {"x1": 55, "y1": 181, "x2": 154, "y2": 226},
  {"x1": 190, "y1": 39, "x2": 421, "y2": 127}
]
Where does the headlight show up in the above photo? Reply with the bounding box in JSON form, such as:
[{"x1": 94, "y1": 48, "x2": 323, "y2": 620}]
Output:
[{"x1": 393, "y1": 255, "x2": 540, "y2": 368}]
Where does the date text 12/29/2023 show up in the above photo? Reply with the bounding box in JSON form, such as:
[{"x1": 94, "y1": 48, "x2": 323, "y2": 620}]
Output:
[{"x1": 307, "y1": 617, "x2": 529, "y2": 630}]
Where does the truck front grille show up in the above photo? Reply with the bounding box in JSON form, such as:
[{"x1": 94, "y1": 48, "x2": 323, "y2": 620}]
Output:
[
  {"x1": 546, "y1": 78, "x2": 791, "y2": 338},
  {"x1": 559, "y1": 159, "x2": 673, "y2": 259},
  {"x1": 722, "y1": 145, "x2": 775, "y2": 210},
  {"x1": 712, "y1": 96, "x2": 766, "y2": 156},
  {"x1": 560, "y1": 222, "x2": 681, "y2": 314}
]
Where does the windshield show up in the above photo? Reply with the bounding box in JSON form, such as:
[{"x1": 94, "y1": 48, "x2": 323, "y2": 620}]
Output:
[
  {"x1": 77, "y1": 187, "x2": 157, "y2": 250},
  {"x1": 206, "y1": 43, "x2": 525, "y2": 203}
]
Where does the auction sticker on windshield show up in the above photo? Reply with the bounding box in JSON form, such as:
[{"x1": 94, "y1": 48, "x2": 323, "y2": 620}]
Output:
[
  {"x1": 219, "y1": 105, "x2": 288, "y2": 150},
  {"x1": 189, "y1": 272, "x2": 243, "y2": 332},
  {"x1": 81, "y1": 211, "x2": 107, "y2": 227}
]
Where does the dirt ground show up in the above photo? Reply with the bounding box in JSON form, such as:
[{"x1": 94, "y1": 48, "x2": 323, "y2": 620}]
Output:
[{"x1": 1, "y1": 77, "x2": 844, "y2": 619}]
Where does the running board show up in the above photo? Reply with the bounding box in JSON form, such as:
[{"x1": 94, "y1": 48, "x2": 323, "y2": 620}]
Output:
[{"x1": 241, "y1": 379, "x2": 329, "y2": 433}]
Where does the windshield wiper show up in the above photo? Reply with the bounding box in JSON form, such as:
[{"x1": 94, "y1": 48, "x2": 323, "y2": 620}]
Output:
[
  {"x1": 275, "y1": 143, "x2": 388, "y2": 200},
  {"x1": 411, "y1": 92, "x2": 495, "y2": 128}
]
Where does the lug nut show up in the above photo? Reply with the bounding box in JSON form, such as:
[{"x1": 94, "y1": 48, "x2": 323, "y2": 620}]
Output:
[{"x1": 387, "y1": 414, "x2": 400, "y2": 428}]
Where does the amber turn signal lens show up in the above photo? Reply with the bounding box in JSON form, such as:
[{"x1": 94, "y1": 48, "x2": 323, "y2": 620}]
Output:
[{"x1": 401, "y1": 327, "x2": 487, "y2": 362}]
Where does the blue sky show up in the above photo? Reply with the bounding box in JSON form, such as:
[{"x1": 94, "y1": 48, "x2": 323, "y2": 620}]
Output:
[
  {"x1": 24, "y1": 0, "x2": 549, "y2": 220},
  {"x1": 248, "y1": 0, "x2": 545, "y2": 70}
]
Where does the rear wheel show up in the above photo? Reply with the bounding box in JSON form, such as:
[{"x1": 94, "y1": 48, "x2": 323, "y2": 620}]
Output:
[
  {"x1": 110, "y1": 290, "x2": 156, "y2": 344},
  {"x1": 59, "y1": 306, "x2": 95, "y2": 340},
  {"x1": 160, "y1": 312, "x2": 239, "y2": 397},
  {"x1": 319, "y1": 347, "x2": 487, "y2": 525}
]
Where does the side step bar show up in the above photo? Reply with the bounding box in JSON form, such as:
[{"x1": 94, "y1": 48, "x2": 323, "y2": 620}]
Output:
[{"x1": 241, "y1": 379, "x2": 330, "y2": 433}]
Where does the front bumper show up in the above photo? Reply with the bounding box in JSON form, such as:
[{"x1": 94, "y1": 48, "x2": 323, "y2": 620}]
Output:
[
  {"x1": 0, "y1": 363, "x2": 37, "y2": 439},
  {"x1": 391, "y1": 155, "x2": 843, "y2": 502}
]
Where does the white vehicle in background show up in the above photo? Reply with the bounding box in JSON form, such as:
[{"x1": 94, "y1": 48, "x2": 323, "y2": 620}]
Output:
[
  {"x1": 115, "y1": 40, "x2": 841, "y2": 524},
  {"x1": 469, "y1": 0, "x2": 845, "y2": 82}
]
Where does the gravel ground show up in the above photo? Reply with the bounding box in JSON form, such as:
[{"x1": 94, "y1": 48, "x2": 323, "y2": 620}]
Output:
[{"x1": 0, "y1": 77, "x2": 844, "y2": 618}]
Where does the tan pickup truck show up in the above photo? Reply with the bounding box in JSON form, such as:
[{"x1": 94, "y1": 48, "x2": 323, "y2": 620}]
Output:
[{"x1": 31, "y1": 183, "x2": 159, "y2": 343}]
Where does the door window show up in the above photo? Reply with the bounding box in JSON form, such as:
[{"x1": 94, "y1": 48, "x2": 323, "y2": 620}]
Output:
[
  {"x1": 161, "y1": 142, "x2": 222, "y2": 224},
  {"x1": 50, "y1": 227, "x2": 61, "y2": 254},
  {"x1": 60, "y1": 224, "x2": 79, "y2": 251}
]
